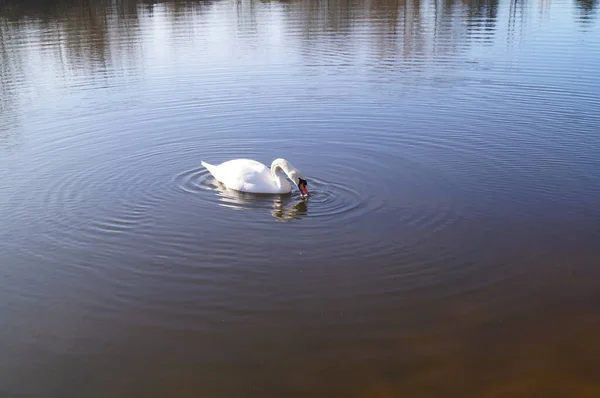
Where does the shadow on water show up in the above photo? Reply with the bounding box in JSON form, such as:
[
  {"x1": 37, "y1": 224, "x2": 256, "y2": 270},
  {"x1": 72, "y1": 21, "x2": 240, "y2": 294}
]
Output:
[
  {"x1": 576, "y1": 0, "x2": 598, "y2": 24},
  {"x1": 0, "y1": 0, "x2": 505, "y2": 58},
  {"x1": 0, "y1": 18, "x2": 23, "y2": 148},
  {"x1": 464, "y1": 0, "x2": 498, "y2": 44},
  {"x1": 0, "y1": 0, "x2": 524, "y2": 151},
  {"x1": 9, "y1": 0, "x2": 582, "y2": 103},
  {"x1": 0, "y1": 0, "x2": 220, "y2": 87}
]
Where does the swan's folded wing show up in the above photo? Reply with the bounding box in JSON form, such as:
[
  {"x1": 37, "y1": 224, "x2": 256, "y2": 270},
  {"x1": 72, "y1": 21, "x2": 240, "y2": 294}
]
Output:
[
  {"x1": 201, "y1": 159, "x2": 286, "y2": 193},
  {"x1": 221, "y1": 162, "x2": 268, "y2": 192}
]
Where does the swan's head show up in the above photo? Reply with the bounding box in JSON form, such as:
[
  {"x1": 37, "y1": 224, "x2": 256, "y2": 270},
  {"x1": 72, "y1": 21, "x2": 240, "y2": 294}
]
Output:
[{"x1": 298, "y1": 178, "x2": 309, "y2": 197}]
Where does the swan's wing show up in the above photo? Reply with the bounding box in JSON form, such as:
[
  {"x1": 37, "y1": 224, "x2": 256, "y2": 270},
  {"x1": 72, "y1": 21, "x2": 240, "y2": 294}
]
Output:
[
  {"x1": 202, "y1": 159, "x2": 281, "y2": 193},
  {"x1": 202, "y1": 159, "x2": 261, "y2": 183},
  {"x1": 221, "y1": 160, "x2": 269, "y2": 192}
]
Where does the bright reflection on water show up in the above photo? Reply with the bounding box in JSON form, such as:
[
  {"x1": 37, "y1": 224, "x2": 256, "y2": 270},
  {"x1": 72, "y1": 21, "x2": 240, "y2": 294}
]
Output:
[{"x1": 1, "y1": 0, "x2": 599, "y2": 396}]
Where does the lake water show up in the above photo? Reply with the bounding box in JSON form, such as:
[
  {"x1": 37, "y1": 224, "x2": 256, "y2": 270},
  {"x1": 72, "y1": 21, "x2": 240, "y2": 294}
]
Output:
[{"x1": 1, "y1": 0, "x2": 599, "y2": 396}]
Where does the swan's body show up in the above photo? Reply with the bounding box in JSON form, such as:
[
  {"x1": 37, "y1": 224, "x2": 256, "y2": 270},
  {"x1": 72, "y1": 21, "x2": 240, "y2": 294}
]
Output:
[{"x1": 201, "y1": 158, "x2": 309, "y2": 195}]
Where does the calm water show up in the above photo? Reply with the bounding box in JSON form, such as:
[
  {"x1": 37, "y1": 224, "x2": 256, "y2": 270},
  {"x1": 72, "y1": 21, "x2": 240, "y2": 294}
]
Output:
[{"x1": 1, "y1": 0, "x2": 600, "y2": 396}]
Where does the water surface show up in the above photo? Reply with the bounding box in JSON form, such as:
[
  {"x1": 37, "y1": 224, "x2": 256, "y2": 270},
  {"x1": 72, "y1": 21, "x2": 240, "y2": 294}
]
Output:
[{"x1": 1, "y1": 0, "x2": 600, "y2": 396}]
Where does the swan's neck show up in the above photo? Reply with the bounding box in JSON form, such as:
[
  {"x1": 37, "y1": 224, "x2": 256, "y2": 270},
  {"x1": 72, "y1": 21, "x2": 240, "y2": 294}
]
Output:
[
  {"x1": 271, "y1": 158, "x2": 301, "y2": 189},
  {"x1": 271, "y1": 165, "x2": 288, "y2": 189}
]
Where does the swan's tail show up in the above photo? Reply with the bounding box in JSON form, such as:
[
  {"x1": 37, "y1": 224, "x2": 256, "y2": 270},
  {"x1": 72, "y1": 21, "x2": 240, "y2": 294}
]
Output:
[{"x1": 201, "y1": 161, "x2": 219, "y2": 180}]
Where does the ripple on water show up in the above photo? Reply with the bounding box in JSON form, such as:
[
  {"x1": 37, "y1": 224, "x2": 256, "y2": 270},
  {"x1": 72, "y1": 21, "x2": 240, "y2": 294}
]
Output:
[
  {"x1": 27, "y1": 105, "x2": 512, "y2": 322},
  {"x1": 174, "y1": 166, "x2": 367, "y2": 222}
]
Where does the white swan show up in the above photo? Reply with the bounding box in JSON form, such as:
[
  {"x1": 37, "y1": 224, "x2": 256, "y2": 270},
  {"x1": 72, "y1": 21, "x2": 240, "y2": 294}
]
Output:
[{"x1": 201, "y1": 158, "x2": 309, "y2": 196}]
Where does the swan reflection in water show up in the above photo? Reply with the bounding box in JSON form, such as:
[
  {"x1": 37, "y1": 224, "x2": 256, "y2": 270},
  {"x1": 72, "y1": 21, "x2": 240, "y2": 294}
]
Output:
[
  {"x1": 211, "y1": 181, "x2": 308, "y2": 222},
  {"x1": 271, "y1": 198, "x2": 308, "y2": 222}
]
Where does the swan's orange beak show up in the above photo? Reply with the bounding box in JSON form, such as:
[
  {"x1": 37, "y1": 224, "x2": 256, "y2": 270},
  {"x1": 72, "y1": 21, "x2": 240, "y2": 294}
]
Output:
[{"x1": 298, "y1": 179, "x2": 309, "y2": 196}]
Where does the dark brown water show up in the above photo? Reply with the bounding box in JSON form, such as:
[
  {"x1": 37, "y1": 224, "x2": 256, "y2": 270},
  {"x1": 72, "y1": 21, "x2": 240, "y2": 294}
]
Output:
[{"x1": 1, "y1": 0, "x2": 600, "y2": 396}]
